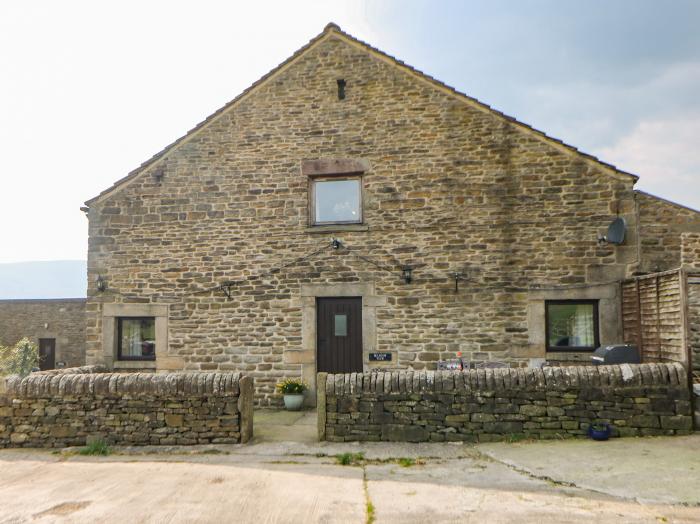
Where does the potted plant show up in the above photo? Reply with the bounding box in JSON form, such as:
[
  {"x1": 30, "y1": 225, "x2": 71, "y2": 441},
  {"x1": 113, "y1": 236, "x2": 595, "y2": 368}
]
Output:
[
  {"x1": 588, "y1": 422, "x2": 612, "y2": 441},
  {"x1": 276, "y1": 378, "x2": 308, "y2": 411}
]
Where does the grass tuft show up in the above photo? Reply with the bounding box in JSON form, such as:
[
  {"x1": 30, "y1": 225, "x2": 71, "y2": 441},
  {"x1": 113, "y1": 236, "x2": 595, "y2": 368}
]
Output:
[
  {"x1": 79, "y1": 439, "x2": 110, "y2": 456},
  {"x1": 336, "y1": 452, "x2": 365, "y2": 466},
  {"x1": 397, "y1": 457, "x2": 416, "y2": 467},
  {"x1": 366, "y1": 500, "x2": 375, "y2": 523}
]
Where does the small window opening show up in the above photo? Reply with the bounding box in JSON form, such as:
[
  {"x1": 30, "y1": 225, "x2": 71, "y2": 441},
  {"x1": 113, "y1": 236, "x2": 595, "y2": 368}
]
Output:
[
  {"x1": 337, "y1": 79, "x2": 346, "y2": 100},
  {"x1": 545, "y1": 300, "x2": 600, "y2": 352},
  {"x1": 117, "y1": 317, "x2": 156, "y2": 361}
]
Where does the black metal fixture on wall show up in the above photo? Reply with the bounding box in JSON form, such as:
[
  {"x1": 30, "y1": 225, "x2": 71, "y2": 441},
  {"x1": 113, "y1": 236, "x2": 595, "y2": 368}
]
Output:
[
  {"x1": 450, "y1": 272, "x2": 465, "y2": 292},
  {"x1": 95, "y1": 275, "x2": 107, "y2": 292},
  {"x1": 195, "y1": 238, "x2": 417, "y2": 299}
]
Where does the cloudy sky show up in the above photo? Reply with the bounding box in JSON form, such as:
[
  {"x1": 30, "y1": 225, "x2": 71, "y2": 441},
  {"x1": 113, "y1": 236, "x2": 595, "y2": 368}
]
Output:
[{"x1": 1, "y1": 0, "x2": 699, "y2": 269}]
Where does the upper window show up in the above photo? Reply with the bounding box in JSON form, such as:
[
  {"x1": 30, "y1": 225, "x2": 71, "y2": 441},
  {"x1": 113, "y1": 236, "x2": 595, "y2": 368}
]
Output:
[
  {"x1": 545, "y1": 300, "x2": 599, "y2": 352},
  {"x1": 117, "y1": 317, "x2": 156, "y2": 360},
  {"x1": 312, "y1": 177, "x2": 362, "y2": 225}
]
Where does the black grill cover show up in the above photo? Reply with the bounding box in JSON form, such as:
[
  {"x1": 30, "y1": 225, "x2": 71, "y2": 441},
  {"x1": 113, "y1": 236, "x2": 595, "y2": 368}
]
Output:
[{"x1": 591, "y1": 344, "x2": 640, "y2": 365}]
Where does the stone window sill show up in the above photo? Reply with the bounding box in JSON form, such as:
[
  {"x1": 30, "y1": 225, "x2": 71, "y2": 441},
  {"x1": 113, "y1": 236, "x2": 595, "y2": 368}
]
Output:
[
  {"x1": 113, "y1": 360, "x2": 157, "y2": 370},
  {"x1": 306, "y1": 224, "x2": 369, "y2": 234}
]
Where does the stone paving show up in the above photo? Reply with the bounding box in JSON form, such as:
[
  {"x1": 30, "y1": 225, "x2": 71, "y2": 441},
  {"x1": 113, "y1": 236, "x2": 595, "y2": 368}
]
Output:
[{"x1": 253, "y1": 408, "x2": 317, "y2": 443}]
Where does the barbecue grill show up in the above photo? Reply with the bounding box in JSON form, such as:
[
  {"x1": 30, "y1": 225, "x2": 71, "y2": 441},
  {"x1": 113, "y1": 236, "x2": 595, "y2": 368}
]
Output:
[{"x1": 590, "y1": 344, "x2": 640, "y2": 365}]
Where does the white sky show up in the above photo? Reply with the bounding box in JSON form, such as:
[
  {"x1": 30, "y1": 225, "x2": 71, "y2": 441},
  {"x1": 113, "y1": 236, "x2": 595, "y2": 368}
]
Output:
[{"x1": 1, "y1": 1, "x2": 698, "y2": 264}]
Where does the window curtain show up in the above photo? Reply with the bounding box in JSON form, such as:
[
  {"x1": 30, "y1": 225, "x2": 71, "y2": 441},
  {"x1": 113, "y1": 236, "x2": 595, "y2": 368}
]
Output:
[
  {"x1": 570, "y1": 305, "x2": 594, "y2": 347},
  {"x1": 121, "y1": 321, "x2": 141, "y2": 357}
]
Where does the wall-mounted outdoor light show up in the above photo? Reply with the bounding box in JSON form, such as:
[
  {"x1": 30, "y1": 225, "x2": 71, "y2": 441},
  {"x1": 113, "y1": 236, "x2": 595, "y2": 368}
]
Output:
[
  {"x1": 450, "y1": 272, "x2": 467, "y2": 293},
  {"x1": 401, "y1": 266, "x2": 413, "y2": 284},
  {"x1": 96, "y1": 275, "x2": 107, "y2": 292},
  {"x1": 331, "y1": 238, "x2": 342, "y2": 250}
]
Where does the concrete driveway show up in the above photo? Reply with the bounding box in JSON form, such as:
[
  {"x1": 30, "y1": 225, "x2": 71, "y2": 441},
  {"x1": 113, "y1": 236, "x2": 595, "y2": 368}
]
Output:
[{"x1": 0, "y1": 435, "x2": 699, "y2": 523}]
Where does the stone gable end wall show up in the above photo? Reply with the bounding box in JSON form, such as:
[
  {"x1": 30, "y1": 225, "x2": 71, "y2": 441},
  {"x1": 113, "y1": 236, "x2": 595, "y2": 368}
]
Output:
[
  {"x1": 319, "y1": 363, "x2": 692, "y2": 442},
  {"x1": 637, "y1": 194, "x2": 700, "y2": 273},
  {"x1": 0, "y1": 371, "x2": 254, "y2": 447},
  {"x1": 0, "y1": 299, "x2": 86, "y2": 368},
  {"x1": 88, "y1": 34, "x2": 646, "y2": 404}
]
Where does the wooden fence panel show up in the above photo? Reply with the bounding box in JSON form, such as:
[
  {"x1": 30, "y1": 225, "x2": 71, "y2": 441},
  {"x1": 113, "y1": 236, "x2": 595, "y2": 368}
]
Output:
[{"x1": 621, "y1": 269, "x2": 689, "y2": 366}]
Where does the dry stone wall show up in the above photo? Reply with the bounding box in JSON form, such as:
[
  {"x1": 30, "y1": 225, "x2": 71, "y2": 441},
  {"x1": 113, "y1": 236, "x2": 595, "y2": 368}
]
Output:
[
  {"x1": 0, "y1": 370, "x2": 253, "y2": 448},
  {"x1": 0, "y1": 299, "x2": 86, "y2": 368},
  {"x1": 318, "y1": 363, "x2": 692, "y2": 442}
]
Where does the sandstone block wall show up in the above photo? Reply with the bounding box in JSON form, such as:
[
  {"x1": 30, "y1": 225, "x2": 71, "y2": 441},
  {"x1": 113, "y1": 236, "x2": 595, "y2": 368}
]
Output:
[
  {"x1": 0, "y1": 298, "x2": 86, "y2": 368},
  {"x1": 681, "y1": 232, "x2": 700, "y2": 269},
  {"x1": 0, "y1": 370, "x2": 253, "y2": 448},
  {"x1": 86, "y1": 27, "x2": 647, "y2": 405},
  {"x1": 637, "y1": 193, "x2": 700, "y2": 273},
  {"x1": 318, "y1": 363, "x2": 692, "y2": 442},
  {"x1": 688, "y1": 273, "x2": 700, "y2": 373}
]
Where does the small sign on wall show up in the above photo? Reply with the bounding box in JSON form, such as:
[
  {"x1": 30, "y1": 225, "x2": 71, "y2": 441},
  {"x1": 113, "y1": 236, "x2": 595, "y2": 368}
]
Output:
[{"x1": 369, "y1": 352, "x2": 392, "y2": 362}]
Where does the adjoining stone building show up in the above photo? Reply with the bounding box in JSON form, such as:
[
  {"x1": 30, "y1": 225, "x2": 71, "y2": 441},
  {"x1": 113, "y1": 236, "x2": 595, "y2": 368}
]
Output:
[
  {"x1": 83, "y1": 24, "x2": 700, "y2": 405},
  {"x1": 0, "y1": 298, "x2": 86, "y2": 370}
]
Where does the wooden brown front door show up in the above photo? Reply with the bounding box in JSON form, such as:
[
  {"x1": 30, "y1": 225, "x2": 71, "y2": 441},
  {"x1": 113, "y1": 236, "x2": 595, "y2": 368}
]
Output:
[
  {"x1": 317, "y1": 297, "x2": 362, "y2": 373},
  {"x1": 38, "y1": 338, "x2": 55, "y2": 371}
]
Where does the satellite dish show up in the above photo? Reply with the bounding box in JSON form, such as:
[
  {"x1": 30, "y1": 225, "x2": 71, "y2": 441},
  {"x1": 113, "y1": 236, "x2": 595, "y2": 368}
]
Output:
[{"x1": 602, "y1": 217, "x2": 626, "y2": 245}]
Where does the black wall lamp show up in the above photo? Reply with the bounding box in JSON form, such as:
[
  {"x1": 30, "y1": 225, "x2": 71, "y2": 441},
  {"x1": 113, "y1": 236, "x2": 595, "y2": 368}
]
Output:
[
  {"x1": 401, "y1": 266, "x2": 413, "y2": 284},
  {"x1": 450, "y1": 272, "x2": 466, "y2": 293},
  {"x1": 95, "y1": 275, "x2": 107, "y2": 292}
]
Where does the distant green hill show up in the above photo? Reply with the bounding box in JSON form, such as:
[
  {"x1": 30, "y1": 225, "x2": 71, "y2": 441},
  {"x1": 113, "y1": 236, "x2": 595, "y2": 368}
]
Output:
[{"x1": 0, "y1": 260, "x2": 86, "y2": 299}]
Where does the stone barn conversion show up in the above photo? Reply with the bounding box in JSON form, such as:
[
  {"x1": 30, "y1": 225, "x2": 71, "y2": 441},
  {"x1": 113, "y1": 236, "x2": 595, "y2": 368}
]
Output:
[
  {"x1": 0, "y1": 298, "x2": 86, "y2": 370},
  {"x1": 83, "y1": 24, "x2": 700, "y2": 405}
]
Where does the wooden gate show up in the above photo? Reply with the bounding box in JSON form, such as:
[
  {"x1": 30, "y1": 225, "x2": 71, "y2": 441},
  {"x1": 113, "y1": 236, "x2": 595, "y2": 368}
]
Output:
[{"x1": 620, "y1": 269, "x2": 690, "y2": 366}]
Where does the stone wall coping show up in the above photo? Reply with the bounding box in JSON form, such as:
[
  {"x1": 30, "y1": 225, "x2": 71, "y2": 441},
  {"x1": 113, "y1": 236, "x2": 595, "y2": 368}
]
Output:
[
  {"x1": 3, "y1": 371, "x2": 242, "y2": 399},
  {"x1": 323, "y1": 363, "x2": 687, "y2": 396}
]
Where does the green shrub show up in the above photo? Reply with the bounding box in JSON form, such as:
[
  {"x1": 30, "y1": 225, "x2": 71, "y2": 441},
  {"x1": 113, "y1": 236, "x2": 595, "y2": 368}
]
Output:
[
  {"x1": 0, "y1": 338, "x2": 38, "y2": 377},
  {"x1": 275, "y1": 378, "x2": 308, "y2": 395}
]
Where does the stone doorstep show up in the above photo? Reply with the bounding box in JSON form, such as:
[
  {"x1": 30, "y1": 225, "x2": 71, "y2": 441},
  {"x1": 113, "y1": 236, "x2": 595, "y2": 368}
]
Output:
[{"x1": 253, "y1": 409, "x2": 318, "y2": 443}]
